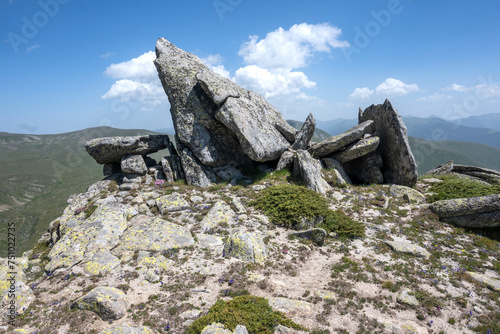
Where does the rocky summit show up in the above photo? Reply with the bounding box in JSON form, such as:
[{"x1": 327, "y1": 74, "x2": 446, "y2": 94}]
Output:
[{"x1": 2, "y1": 38, "x2": 500, "y2": 334}]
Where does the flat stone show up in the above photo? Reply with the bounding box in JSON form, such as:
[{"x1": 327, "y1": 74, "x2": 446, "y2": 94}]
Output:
[
  {"x1": 331, "y1": 137, "x2": 380, "y2": 163},
  {"x1": 397, "y1": 288, "x2": 419, "y2": 306},
  {"x1": 429, "y1": 194, "x2": 500, "y2": 218},
  {"x1": 467, "y1": 271, "x2": 500, "y2": 291},
  {"x1": 71, "y1": 286, "x2": 127, "y2": 321},
  {"x1": 268, "y1": 297, "x2": 312, "y2": 313},
  {"x1": 200, "y1": 200, "x2": 236, "y2": 232},
  {"x1": 385, "y1": 240, "x2": 431, "y2": 259},
  {"x1": 315, "y1": 290, "x2": 335, "y2": 300},
  {"x1": 223, "y1": 231, "x2": 267, "y2": 262},
  {"x1": 156, "y1": 193, "x2": 191, "y2": 214},
  {"x1": 196, "y1": 233, "x2": 224, "y2": 248},
  {"x1": 83, "y1": 251, "x2": 120, "y2": 276}
]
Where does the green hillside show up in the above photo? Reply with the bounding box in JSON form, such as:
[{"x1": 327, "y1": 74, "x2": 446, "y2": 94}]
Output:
[{"x1": 0, "y1": 127, "x2": 162, "y2": 256}]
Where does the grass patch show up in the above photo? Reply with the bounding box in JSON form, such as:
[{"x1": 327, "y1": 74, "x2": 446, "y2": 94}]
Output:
[
  {"x1": 427, "y1": 175, "x2": 500, "y2": 203},
  {"x1": 185, "y1": 295, "x2": 306, "y2": 334},
  {"x1": 251, "y1": 184, "x2": 364, "y2": 238}
]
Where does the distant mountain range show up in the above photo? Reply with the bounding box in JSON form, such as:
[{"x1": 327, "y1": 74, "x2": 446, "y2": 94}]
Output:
[{"x1": 452, "y1": 113, "x2": 500, "y2": 132}]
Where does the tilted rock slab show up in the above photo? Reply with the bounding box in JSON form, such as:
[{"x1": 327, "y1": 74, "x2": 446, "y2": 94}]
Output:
[
  {"x1": 440, "y1": 210, "x2": 500, "y2": 228},
  {"x1": 323, "y1": 158, "x2": 352, "y2": 185},
  {"x1": 292, "y1": 113, "x2": 316, "y2": 150},
  {"x1": 1, "y1": 281, "x2": 34, "y2": 315},
  {"x1": 359, "y1": 99, "x2": 418, "y2": 187},
  {"x1": 330, "y1": 136, "x2": 380, "y2": 163},
  {"x1": 294, "y1": 150, "x2": 331, "y2": 194},
  {"x1": 154, "y1": 38, "x2": 296, "y2": 169},
  {"x1": 71, "y1": 286, "x2": 127, "y2": 321},
  {"x1": 429, "y1": 194, "x2": 500, "y2": 218},
  {"x1": 85, "y1": 135, "x2": 169, "y2": 164},
  {"x1": 223, "y1": 231, "x2": 268, "y2": 262},
  {"x1": 309, "y1": 120, "x2": 373, "y2": 157},
  {"x1": 467, "y1": 271, "x2": 500, "y2": 291}
]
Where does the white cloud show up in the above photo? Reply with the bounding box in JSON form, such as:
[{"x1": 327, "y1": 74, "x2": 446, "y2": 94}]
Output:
[
  {"x1": 26, "y1": 44, "x2": 41, "y2": 53},
  {"x1": 474, "y1": 84, "x2": 500, "y2": 99},
  {"x1": 417, "y1": 93, "x2": 453, "y2": 103},
  {"x1": 100, "y1": 52, "x2": 115, "y2": 59},
  {"x1": 239, "y1": 23, "x2": 348, "y2": 69},
  {"x1": 104, "y1": 51, "x2": 157, "y2": 80},
  {"x1": 201, "y1": 54, "x2": 230, "y2": 79},
  {"x1": 102, "y1": 51, "x2": 167, "y2": 106},
  {"x1": 234, "y1": 65, "x2": 316, "y2": 99},
  {"x1": 374, "y1": 78, "x2": 419, "y2": 96},
  {"x1": 442, "y1": 83, "x2": 473, "y2": 92},
  {"x1": 348, "y1": 87, "x2": 374, "y2": 101}
]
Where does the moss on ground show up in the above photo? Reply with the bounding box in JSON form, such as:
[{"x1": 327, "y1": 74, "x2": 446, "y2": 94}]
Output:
[
  {"x1": 426, "y1": 175, "x2": 500, "y2": 202},
  {"x1": 185, "y1": 295, "x2": 306, "y2": 334}
]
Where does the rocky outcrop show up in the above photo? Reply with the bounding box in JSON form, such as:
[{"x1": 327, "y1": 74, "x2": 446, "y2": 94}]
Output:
[
  {"x1": 292, "y1": 113, "x2": 316, "y2": 150},
  {"x1": 358, "y1": 100, "x2": 418, "y2": 187},
  {"x1": 429, "y1": 194, "x2": 500, "y2": 227},
  {"x1": 71, "y1": 286, "x2": 127, "y2": 321},
  {"x1": 427, "y1": 161, "x2": 500, "y2": 185}
]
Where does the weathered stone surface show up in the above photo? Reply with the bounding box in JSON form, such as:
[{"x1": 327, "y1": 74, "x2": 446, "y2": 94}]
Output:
[
  {"x1": 1, "y1": 281, "x2": 34, "y2": 315},
  {"x1": 212, "y1": 165, "x2": 243, "y2": 182},
  {"x1": 294, "y1": 150, "x2": 331, "y2": 194},
  {"x1": 179, "y1": 146, "x2": 216, "y2": 187},
  {"x1": 85, "y1": 135, "x2": 169, "y2": 164},
  {"x1": 46, "y1": 203, "x2": 128, "y2": 273},
  {"x1": 314, "y1": 290, "x2": 335, "y2": 300},
  {"x1": 268, "y1": 297, "x2": 312, "y2": 313},
  {"x1": 71, "y1": 286, "x2": 127, "y2": 321},
  {"x1": 200, "y1": 323, "x2": 232, "y2": 334},
  {"x1": 390, "y1": 185, "x2": 426, "y2": 204},
  {"x1": 161, "y1": 157, "x2": 175, "y2": 183},
  {"x1": 343, "y1": 152, "x2": 384, "y2": 185},
  {"x1": 426, "y1": 160, "x2": 454, "y2": 175},
  {"x1": 83, "y1": 251, "x2": 120, "y2": 276},
  {"x1": 397, "y1": 288, "x2": 419, "y2": 306},
  {"x1": 429, "y1": 194, "x2": 500, "y2": 218},
  {"x1": 98, "y1": 327, "x2": 158, "y2": 334},
  {"x1": 386, "y1": 240, "x2": 430, "y2": 259},
  {"x1": 103, "y1": 162, "x2": 121, "y2": 176},
  {"x1": 121, "y1": 154, "x2": 147, "y2": 175},
  {"x1": 331, "y1": 136, "x2": 380, "y2": 163},
  {"x1": 276, "y1": 150, "x2": 295, "y2": 171},
  {"x1": 223, "y1": 231, "x2": 267, "y2": 262},
  {"x1": 201, "y1": 200, "x2": 236, "y2": 232},
  {"x1": 292, "y1": 113, "x2": 316, "y2": 150},
  {"x1": 156, "y1": 193, "x2": 191, "y2": 214},
  {"x1": 467, "y1": 272, "x2": 500, "y2": 291},
  {"x1": 234, "y1": 325, "x2": 249, "y2": 334},
  {"x1": 137, "y1": 254, "x2": 174, "y2": 272},
  {"x1": 196, "y1": 233, "x2": 224, "y2": 248},
  {"x1": 359, "y1": 100, "x2": 418, "y2": 186},
  {"x1": 323, "y1": 158, "x2": 352, "y2": 185},
  {"x1": 113, "y1": 216, "x2": 194, "y2": 255},
  {"x1": 290, "y1": 228, "x2": 327, "y2": 245},
  {"x1": 441, "y1": 210, "x2": 500, "y2": 228},
  {"x1": 309, "y1": 120, "x2": 374, "y2": 157}
]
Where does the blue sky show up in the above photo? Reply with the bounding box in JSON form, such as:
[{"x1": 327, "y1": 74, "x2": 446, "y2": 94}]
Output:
[{"x1": 1, "y1": 0, "x2": 500, "y2": 134}]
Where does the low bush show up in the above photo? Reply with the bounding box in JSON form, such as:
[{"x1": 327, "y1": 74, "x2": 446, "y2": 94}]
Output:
[{"x1": 427, "y1": 175, "x2": 500, "y2": 202}]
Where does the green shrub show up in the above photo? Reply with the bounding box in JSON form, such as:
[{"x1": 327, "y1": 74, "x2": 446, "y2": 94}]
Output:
[
  {"x1": 185, "y1": 295, "x2": 306, "y2": 334},
  {"x1": 427, "y1": 175, "x2": 500, "y2": 203},
  {"x1": 251, "y1": 184, "x2": 364, "y2": 238}
]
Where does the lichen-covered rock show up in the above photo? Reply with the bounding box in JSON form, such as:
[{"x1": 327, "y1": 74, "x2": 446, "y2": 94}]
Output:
[
  {"x1": 71, "y1": 286, "x2": 127, "y2": 321},
  {"x1": 292, "y1": 113, "x2": 316, "y2": 150},
  {"x1": 385, "y1": 240, "x2": 430, "y2": 259},
  {"x1": 113, "y1": 216, "x2": 194, "y2": 255},
  {"x1": 331, "y1": 136, "x2": 380, "y2": 163},
  {"x1": 294, "y1": 150, "x2": 331, "y2": 194},
  {"x1": 83, "y1": 251, "x2": 121, "y2": 276},
  {"x1": 397, "y1": 288, "x2": 419, "y2": 306},
  {"x1": 268, "y1": 297, "x2": 312, "y2": 313},
  {"x1": 323, "y1": 158, "x2": 352, "y2": 185},
  {"x1": 121, "y1": 154, "x2": 147, "y2": 175},
  {"x1": 314, "y1": 290, "x2": 335, "y2": 300},
  {"x1": 196, "y1": 233, "x2": 224, "y2": 248},
  {"x1": 179, "y1": 146, "x2": 217, "y2": 187},
  {"x1": 441, "y1": 210, "x2": 500, "y2": 228},
  {"x1": 46, "y1": 202, "x2": 128, "y2": 273},
  {"x1": 342, "y1": 152, "x2": 384, "y2": 184},
  {"x1": 467, "y1": 272, "x2": 500, "y2": 291},
  {"x1": 359, "y1": 100, "x2": 418, "y2": 187},
  {"x1": 390, "y1": 185, "x2": 426, "y2": 204},
  {"x1": 223, "y1": 231, "x2": 267, "y2": 262},
  {"x1": 200, "y1": 323, "x2": 232, "y2": 334},
  {"x1": 201, "y1": 200, "x2": 236, "y2": 232},
  {"x1": 1, "y1": 281, "x2": 34, "y2": 315},
  {"x1": 276, "y1": 150, "x2": 295, "y2": 171},
  {"x1": 429, "y1": 194, "x2": 500, "y2": 217},
  {"x1": 290, "y1": 228, "x2": 327, "y2": 245},
  {"x1": 308, "y1": 120, "x2": 374, "y2": 157},
  {"x1": 85, "y1": 135, "x2": 169, "y2": 164},
  {"x1": 98, "y1": 326, "x2": 158, "y2": 334},
  {"x1": 137, "y1": 254, "x2": 174, "y2": 272},
  {"x1": 156, "y1": 192, "x2": 191, "y2": 214}
]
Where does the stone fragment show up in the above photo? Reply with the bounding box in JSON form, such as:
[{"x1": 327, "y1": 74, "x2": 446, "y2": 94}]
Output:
[
  {"x1": 179, "y1": 146, "x2": 217, "y2": 187},
  {"x1": 390, "y1": 185, "x2": 426, "y2": 204},
  {"x1": 161, "y1": 157, "x2": 175, "y2": 183},
  {"x1": 292, "y1": 113, "x2": 316, "y2": 150},
  {"x1": 223, "y1": 231, "x2": 267, "y2": 262},
  {"x1": 308, "y1": 120, "x2": 374, "y2": 157},
  {"x1": 294, "y1": 150, "x2": 331, "y2": 194},
  {"x1": 467, "y1": 272, "x2": 500, "y2": 291},
  {"x1": 343, "y1": 152, "x2": 384, "y2": 184},
  {"x1": 385, "y1": 240, "x2": 431, "y2": 259},
  {"x1": 397, "y1": 288, "x2": 419, "y2": 306},
  {"x1": 196, "y1": 233, "x2": 224, "y2": 248},
  {"x1": 331, "y1": 136, "x2": 380, "y2": 163},
  {"x1": 359, "y1": 100, "x2": 418, "y2": 186},
  {"x1": 201, "y1": 200, "x2": 236, "y2": 232},
  {"x1": 276, "y1": 150, "x2": 295, "y2": 171},
  {"x1": 85, "y1": 135, "x2": 169, "y2": 164},
  {"x1": 156, "y1": 193, "x2": 191, "y2": 214},
  {"x1": 323, "y1": 158, "x2": 352, "y2": 185},
  {"x1": 1, "y1": 281, "x2": 34, "y2": 315},
  {"x1": 71, "y1": 286, "x2": 127, "y2": 321}
]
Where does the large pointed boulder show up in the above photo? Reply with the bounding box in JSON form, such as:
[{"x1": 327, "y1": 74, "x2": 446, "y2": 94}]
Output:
[{"x1": 358, "y1": 100, "x2": 418, "y2": 186}]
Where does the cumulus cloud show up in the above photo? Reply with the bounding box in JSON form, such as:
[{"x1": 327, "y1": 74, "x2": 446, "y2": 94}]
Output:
[
  {"x1": 348, "y1": 87, "x2": 374, "y2": 101},
  {"x1": 201, "y1": 54, "x2": 230, "y2": 79},
  {"x1": 102, "y1": 51, "x2": 167, "y2": 106},
  {"x1": 348, "y1": 78, "x2": 419, "y2": 102},
  {"x1": 235, "y1": 23, "x2": 348, "y2": 101}
]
